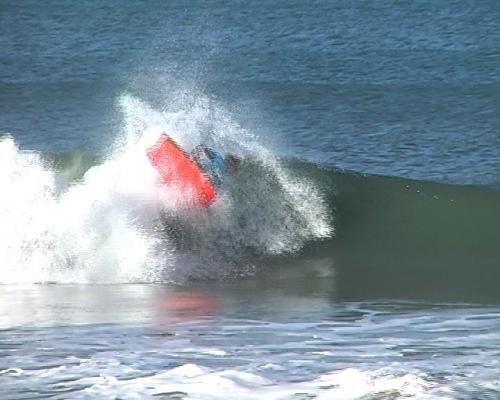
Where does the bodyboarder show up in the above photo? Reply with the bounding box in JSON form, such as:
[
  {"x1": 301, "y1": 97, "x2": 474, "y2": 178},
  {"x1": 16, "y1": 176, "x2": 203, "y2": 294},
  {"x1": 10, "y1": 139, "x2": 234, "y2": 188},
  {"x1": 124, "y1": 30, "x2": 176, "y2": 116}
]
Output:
[{"x1": 146, "y1": 133, "x2": 240, "y2": 207}]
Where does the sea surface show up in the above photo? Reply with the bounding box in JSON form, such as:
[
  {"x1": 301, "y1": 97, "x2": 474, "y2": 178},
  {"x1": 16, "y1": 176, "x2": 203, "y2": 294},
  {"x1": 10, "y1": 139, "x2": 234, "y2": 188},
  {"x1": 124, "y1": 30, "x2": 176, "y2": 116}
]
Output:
[{"x1": 1, "y1": 1, "x2": 500, "y2": 399}]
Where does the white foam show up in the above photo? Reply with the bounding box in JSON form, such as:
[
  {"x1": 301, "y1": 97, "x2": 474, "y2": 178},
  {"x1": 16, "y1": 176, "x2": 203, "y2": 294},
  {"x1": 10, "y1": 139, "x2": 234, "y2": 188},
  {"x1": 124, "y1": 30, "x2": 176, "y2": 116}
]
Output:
[
  {"x1": 0, "y1": 136, "x2": 169, "y2": 284},
  {"x1": 69, "y1": 363, "x2": 441, "y2": 400},
  {"x1": 0, "y1": 91, "x2": 333, "y2": 283},
  {"x1": 313, "y1": 368, "x2": 435, "y2": 400}
]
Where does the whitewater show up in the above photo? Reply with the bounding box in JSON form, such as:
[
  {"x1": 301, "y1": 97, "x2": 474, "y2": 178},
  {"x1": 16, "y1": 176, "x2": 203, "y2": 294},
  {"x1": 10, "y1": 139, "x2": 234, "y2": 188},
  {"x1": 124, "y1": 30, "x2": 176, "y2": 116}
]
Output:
[{"x1": 0, "y1": 93, "x2": 332, "y2": 284}]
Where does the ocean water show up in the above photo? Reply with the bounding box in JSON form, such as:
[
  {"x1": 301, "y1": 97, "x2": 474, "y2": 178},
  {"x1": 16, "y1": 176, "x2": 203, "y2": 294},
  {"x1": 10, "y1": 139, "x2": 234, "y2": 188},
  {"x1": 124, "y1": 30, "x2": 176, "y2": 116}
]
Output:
[{"x1": 1, "y1": 1, "x2": 500, "y2": 399}]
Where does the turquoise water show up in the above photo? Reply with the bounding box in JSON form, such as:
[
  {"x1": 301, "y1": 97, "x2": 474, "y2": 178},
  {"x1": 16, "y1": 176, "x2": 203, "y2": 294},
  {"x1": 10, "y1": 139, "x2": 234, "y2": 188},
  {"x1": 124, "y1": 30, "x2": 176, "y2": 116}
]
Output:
[{"x1": 1, "y1": 1, "x2": 500, "y2": 398}]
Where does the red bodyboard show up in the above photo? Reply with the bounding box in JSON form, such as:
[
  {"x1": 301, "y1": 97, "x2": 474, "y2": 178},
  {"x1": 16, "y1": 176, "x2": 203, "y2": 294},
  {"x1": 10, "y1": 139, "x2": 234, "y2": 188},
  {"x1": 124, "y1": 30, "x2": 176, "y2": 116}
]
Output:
[{"x1": 147, "y1": 134, "x2": 216, "y2": 207}]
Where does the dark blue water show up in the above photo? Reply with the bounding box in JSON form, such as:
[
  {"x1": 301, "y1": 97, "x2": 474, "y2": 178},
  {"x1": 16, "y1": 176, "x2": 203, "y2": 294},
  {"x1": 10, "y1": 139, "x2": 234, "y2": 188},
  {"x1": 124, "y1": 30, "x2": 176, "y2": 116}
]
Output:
[
  {"x1": 2, "y1": 1, "x2": 500, "y2": 399},
  {"x1": 2, "y1": 0, "x2": 500, "y2": 183}
]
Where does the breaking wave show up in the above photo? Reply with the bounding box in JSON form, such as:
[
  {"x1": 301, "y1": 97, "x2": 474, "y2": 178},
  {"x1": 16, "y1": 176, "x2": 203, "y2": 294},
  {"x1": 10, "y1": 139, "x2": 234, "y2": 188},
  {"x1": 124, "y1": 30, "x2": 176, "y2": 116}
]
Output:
[{"x1": 0, "y1": 92, "x2": 332, "y2": 284}]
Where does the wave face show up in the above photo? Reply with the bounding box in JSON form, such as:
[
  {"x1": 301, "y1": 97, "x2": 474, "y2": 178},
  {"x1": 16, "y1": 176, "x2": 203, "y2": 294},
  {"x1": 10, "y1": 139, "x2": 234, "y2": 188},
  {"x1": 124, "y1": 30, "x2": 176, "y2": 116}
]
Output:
[
  {"x1": 0, "y1": 93, "x2": 332, "y2": 284},
  {"x1": 261, "y1": 161, "x2": 500, "y2": 301}
]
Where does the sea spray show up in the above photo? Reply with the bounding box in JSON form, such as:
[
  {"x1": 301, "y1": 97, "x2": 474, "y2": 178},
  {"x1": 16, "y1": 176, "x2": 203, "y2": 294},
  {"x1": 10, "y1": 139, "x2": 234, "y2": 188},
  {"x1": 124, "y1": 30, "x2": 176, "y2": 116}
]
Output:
[
  {"x1": 119, "y1": 92, "x2": 333, "y2": 253},
  {"x1": 0, "y1": 93, "x2": 332, "y2": 284}
]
